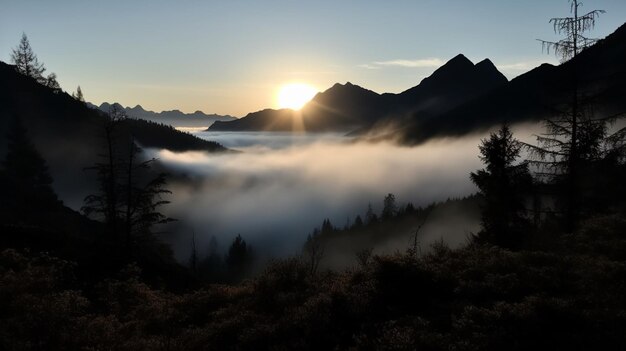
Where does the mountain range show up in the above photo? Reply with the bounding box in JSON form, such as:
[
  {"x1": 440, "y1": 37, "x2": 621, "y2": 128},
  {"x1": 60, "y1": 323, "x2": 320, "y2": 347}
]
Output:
[
  {"x1": 210, "y1": 22, "x2": 626, "y2": 144},
  {"x1": 209, "y1": 54, "x2": 507, "y2": 133},
  {"x1": 87, "y1": 102, "x2": 237, "y2": 128}
]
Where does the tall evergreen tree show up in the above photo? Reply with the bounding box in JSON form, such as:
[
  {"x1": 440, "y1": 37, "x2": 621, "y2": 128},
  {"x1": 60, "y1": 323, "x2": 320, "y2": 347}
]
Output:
[
  {"x1": 225, "y1": 234, "x2": 252, "y2": 281},
  {"x1": 528, "y1": 1, "x2": 624, "y2": 230},
  {"x1": 381, "y1": 193, "x2": 397, "y2": 220},
  {"x1": 352, "y1": 215, "x2": 364, "y2": 229},
  {"x1": 44, "y1": 72, "x2": 61, "y2": 93},
  {"x1": 83, "y1": 106, "x2": 173, "y2": 251},
  {"x1": 11, "y1": 33, "x2": 45, "y2": 82},
  {"x1": 198, "y1": 235, "x2": 223, "y2": 282},
  {"x1": 73, "y1": 86, "x2": 85, "y2": 102},
  {"x1": 471, "y1": 125, "x2": 531, "y2": 249},
  {"x1": 365, "y1": 203, "x2": 377, "y2": 224},
  {"x1": 11, "y1": 33, "x2": 62, "y2": 93}
]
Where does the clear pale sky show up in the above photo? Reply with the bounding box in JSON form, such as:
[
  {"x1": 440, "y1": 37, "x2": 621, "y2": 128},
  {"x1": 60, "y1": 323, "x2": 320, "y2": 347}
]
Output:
[{"x1": 1, "y1": 0, "x2": 624, "y2": 116}]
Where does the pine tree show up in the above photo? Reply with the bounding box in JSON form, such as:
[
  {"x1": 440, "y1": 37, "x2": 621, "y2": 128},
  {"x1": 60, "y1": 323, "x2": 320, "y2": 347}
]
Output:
[
  {"x1": 83, "y1": 106, "x2": 173, "y2": 250},
  {"x1": 198, "y1": 235, "x2": 223, "y2": 282},
  {"x1": 538, "y1": 0, "x2": 604, "y2": 62},
  {"x1": 320, "y1": 218, "x2": 334, "y2": 234},
  {"x1": 11, "y1": 33, "x2": 62, "y2": 93},
  {"x1": 73, "y1": 86, "x2": 85, "y2": 102},
  {"x1": 226, "y1": 234, "x2": 252, "y2": 281},
  {"x1": 352, "y1": 215, "x2": 364, "y2": 229},
  {"x1": 44, "y1": 73, "x2": 61, "y2": 93},
  {"x1": 528, "y1": 1, "x2": 624, "y2": 230},
  {"x1": 82, "y1": 107, "x2": 125, "y2": 237},
  {"x1": 365, "y1": 203, "x2": 377, "y2": 224},
  {"x1": 382, "y1": 193, "x2": 397, "y2": 220},
  {"x1": 11, "y1": 33, "x2": 45, "y2": 82},
  {"x1": 471, "y1": 125, "x2": 531, "y2": 249}
]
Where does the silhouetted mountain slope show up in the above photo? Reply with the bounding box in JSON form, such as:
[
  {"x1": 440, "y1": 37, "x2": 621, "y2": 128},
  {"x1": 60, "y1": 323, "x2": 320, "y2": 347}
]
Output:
[
  {"x1": 210, "y1": 82, "x2": 388, "y2": 132},
  {"x1": 388, "y1": 22, "x2": 626, "y2": 144},
  {"x1": 90, "y1": 102, "x2": 236, "y2": 128},
  {"x1": 0, "y1": 60, "x2": 226, "y2": 207},
  {"x1": 0, "y1": 186, "x2": 194, "y2": 290},
  {"x1": 211, "y1": 23, "x2": 626, "y2": 141},
  {"x1": 391, "y1": 55, "x2": 507, "y2": 114},
  {"x1": 209, "y1": 108, "x2": 304, "y2": 132},
  {"x1": 209, "y1": 55, "x2": 507, "y2": 133}
]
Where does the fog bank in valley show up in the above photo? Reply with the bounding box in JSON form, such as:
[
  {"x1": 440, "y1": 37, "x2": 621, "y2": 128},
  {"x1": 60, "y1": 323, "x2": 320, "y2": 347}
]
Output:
[{"x1": 153, "y1": 130, "x2": 501, "y2": 261}]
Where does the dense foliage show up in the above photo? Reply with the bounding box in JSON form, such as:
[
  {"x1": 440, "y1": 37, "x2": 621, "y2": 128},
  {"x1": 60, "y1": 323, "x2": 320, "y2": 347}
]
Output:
[{"x1": 2, "y1": 212, "x2": 626, "y2": 350}]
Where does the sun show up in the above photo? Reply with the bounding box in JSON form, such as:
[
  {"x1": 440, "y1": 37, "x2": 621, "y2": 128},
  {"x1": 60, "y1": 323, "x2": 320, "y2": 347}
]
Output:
[{"x1": 277, "y1": 83, "x2": 318, "y2": 110}]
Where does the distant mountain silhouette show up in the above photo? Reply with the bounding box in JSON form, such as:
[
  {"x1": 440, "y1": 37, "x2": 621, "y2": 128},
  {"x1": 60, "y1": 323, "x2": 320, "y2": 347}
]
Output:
[
  {"x1": 367, "y1": 22, "x2": 626, "y2": 143},
  {"x1": 209, "y1": 54, "x2": 508, "y2": 133},
  {"x1": 88, "y1": 102, "x2": 236, "y2": 128},
  {"x1": 210, "y1": 82, "x2": 388, "y2": 132},
  {"x1": 210, "y1": 23, "x2": 626, "y2": 142}
]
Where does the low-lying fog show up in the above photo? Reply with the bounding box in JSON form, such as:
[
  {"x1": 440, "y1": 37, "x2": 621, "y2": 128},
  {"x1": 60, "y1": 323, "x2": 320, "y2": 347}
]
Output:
[{"x1": 152, "y1": 127, "x2": 535, "y2": 262}]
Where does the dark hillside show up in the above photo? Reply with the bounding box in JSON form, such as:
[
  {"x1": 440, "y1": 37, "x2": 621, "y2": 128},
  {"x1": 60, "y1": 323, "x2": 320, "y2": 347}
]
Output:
[
  {"x1": 393, "y1": 22, "x2": 626, "y2": 144},
  {"x1": 0, "y1": 61, "x2": 226, "y2": 205}
]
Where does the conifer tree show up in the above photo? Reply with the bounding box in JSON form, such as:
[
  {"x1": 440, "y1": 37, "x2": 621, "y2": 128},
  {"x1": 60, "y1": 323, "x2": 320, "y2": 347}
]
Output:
[
  {"x1": 73, "y1": 86, "x2": 85, "y2": 102},
  {"x1": 44, "y1": 72, "x2": 61, "y2": 93},
  {"x1": 471, "y1": 125, "x2": 531, "y2": 248},
  {"x1": 11, "y1": 33, "x2": 45, "y2": 82},
  {"x1": 528, "y1": 1, "x2": 624, "y2": 230},
  {"x1": 226, "y1": 234, "x2": 252, "y2": 281},
  {"x1": 382, "y1": 193, "x2": 397, "y2": 220},
  {"x1": 365, "y1": 203, "x2": 377, "y2": 224},
  {"x1": 83, "y1": 106, "x2": 173, "y2": 250},
  {"x1": 11, "y1": 33, "x2": 62, "y2": 93}
]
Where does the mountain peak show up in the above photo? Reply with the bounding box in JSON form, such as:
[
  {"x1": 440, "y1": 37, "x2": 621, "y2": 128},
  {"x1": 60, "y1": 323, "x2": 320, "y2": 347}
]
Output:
[
  {"x1": 475, "y1": 58, "x2": 495, "y2": 68},
  {"x1": 418, "y1": 54, "x2": 475, "y2": 87},
  {"x1": 475, "y1": 59, "x2": 508, "y2": 83},
  {"x1": 316, "y1": 81, "x2": 379, "y2": 102},
  {"x1": 449, "y1": 54, "x2": 473, "y2": 66}
]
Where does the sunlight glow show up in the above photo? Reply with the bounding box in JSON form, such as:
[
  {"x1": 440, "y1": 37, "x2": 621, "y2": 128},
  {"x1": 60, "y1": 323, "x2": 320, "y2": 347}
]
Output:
[{"x1": 277, "y1": 84, "x2": 318, "y2": 110}]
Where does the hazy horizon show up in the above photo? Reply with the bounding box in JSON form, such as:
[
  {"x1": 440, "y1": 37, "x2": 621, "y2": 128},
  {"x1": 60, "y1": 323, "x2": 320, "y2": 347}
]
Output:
[{"x1": 2, "y1": 0, "x2": 625, "y2": 116}]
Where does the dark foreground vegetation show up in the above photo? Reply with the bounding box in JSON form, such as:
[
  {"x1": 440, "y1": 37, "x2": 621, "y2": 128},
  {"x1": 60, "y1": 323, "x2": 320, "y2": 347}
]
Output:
[{"x1": 2, "y1": 213, "x2": 626, "y2": 350}]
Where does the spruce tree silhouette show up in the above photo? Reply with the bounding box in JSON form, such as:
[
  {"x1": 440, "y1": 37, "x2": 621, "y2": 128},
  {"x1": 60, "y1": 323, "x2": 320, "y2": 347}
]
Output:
[
  {"x1": 72, "y1": 86, "x2": 85, "y2": 102},
  {"x1": 198, "y1": 235, "x2": 223, "y2": 282},
  {"x1": 11, "y1": 33, "x2": 45, "y2": 81},
  {"x1": 382, "y1": 193, "x2": 397, "y2": 220},
  {"x1": 83, "y1": 106, "x2": 173, "y2": 254},
  {"x1": 471, "y1": 125, "x2": 531, "y2": 249},
  {"x1": 0, "y1": 116, "x2": 59, "y2": 223},
  {"x1": 11, "y1": 33, "x2": 62, "y2": 91},
  {"x1": 352, "y1": 215, "x2": 364, "y2": 229},
  {"x1": 226, "y1": 234, "x2": 251, "y2": 281},
  {"x1": 365, "y1": 203, "x2": 378, "y2": 224},
  {"x1": 526, "y1": 0, "x2": 625, "y2": 231}
]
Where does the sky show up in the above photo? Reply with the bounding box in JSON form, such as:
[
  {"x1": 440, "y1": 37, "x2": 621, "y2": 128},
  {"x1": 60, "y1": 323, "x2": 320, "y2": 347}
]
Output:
[{"x1": 1, "y1": 0, "x2": 625, "y2": 116}]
